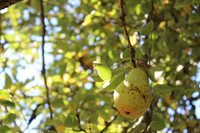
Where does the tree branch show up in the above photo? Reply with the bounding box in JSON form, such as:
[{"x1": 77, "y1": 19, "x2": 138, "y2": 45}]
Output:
[
  {"x1": 39, "y1": 0, "x2": 53, "y2": 119},
  {"x1": 100, "y1": 113, "x2": 119, "y2": 133},
  {"x1": 0, "y1": 58, "x2": 7, "y2": 75},
  {"x1": 28, "y1": 103, "x2": 43, "y2": 126},
  {"x1": 75, "y1": 111, "x2": 87, "y2": 133},
  {"x1": 0, "y1": 0, "x2": 22, "y2": 10},
  {"x1": 119, "y1": 0, "x2": 136, "y2": 67}
]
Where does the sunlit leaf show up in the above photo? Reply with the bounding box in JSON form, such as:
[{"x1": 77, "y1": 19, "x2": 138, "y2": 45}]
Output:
[
  {"x1": 82, "y1": 14, "x2": 93, "y2": 26},
  {"x1": 0, "y1": 90, "x2": 12, "y2": 100},
  {"x1": 5, "y1": 74, "x2": 12, "y2": 89},
  {"x1": 102, "y1": 71, "x2": 125, "y2": 92},
  {"x1": 0, "y1": 0, "x2": 199, "y2": 132},
  {"x1": 147, "y1": 66, "x2": 164, "y2": 82},
  {"x1": 91, "y1": 74, "x2": 103, "y2": 82},
  {"x1": 93, "y1": 63, "x2": 112, "y2": 81}
]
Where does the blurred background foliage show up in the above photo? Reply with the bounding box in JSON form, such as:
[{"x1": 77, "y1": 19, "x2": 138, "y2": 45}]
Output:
[{"x1": 0, "y1": 0, "x2": 200, "y2": 132}]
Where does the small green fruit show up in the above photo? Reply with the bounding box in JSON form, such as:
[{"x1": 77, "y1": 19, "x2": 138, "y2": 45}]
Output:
[{"x1": 113, "y1": 67, "x2": 152, "y2": 119}]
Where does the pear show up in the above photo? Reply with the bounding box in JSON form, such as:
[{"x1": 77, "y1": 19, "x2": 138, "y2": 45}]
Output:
[{"x1": 113, "y1": 67, "x2": 152, "y2": 119}]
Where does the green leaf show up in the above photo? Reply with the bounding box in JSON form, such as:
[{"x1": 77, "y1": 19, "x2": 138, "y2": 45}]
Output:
[
  {"x1": 64, "y1": 115, "x2": 77, "y2": 127},
  {"x1": 51, "y1": 98, "x2": 64, "y2": 108},
  {"x1": 153, "y1": 84, "x2": 173, "y2": 96},
  {"x1": 94, "y1": 63, "x2": 112, "y2": 81},
  {"x1": 66, "y1": 61, "x2": 75, "y2": 74},
  {"x1": 4, "y1": 113, "x2": 17, "y2": 124},
  {"x1": 98, "y1": 107, "x2": 110, "y2": 120},
  {"x1": 0, "y1": 125, "x2": 11, "y2": 133},
  {"x1": 135, "y1": 47, "x2": 144, "y2": 59},
  {"x1": 5, "y1": 74, "x2": 12, "y2": 89},
  {"x1": 87, "y1": 113, "x2": 99, "y2": 123},
  {"x1": 134, "y1": 123, "x2": 146, "y2": 133},
  {"x1": 127, "y1": 0, "x2": 141, "y2": 7},
  {"x1": 45, "y1": 131, "x2": 57, "y2": 133},
  {"x1": 141, "y1": 21, "x2": 154, "y2": 35},
  {"x1": 147, "y1": 66, "x2": 164, "y2": 82},
  {"x1": 102, "y1": 71, "x2": 125, "y2": 92},
  {"x1": 112, "y1": 67, "x2": 125, "y2": 75},
  {"x1": 192, "y1": 47, "x2": 200, "y2": 58},
  {"x1": 150, "y1": 121, "x2": 165, "y2": 131},
  {"x1": 31, "y1": 0, "x2": 40, "y2": 11},
  {"x1": 0, "y1": 90, "x2": 12, "y2": 100},
  {"x1": 46, "y1": 118, "x2": 63, "y2": 127},
  {"x1": 141, "y1": 1, "x2": 152, "y2": 13},
  {"x1": 120, "y1": 49, "x2": 131, "y2": 59},
  {"x1": 150, "y1": 113, "x2": 166, "y2": 131},
  {"x1": 91, "y1": 74, "x2": 103, "y2": 82},
  {"x1": 0, "y1": 100, "x2": 15, "y2": 108}
]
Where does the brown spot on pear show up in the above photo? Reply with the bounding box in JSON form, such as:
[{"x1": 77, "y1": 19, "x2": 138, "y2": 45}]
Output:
[{"x1": 113, "y1": 67, "x2": 152, "y2": 119}]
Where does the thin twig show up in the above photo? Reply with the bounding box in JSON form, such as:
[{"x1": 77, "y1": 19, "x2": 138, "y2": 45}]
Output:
[
  {"x1": 73, "y1": 100, "x2": 87, "y2": 132},
  {"x1": 142, "y1": 96, "x2": 158, "y2": 133},
  {"x1": 0, "y1": 58, "x2": 8, "y2": 75},
  {"x1": 0, "y1": 11, "x2": 2, "y2": 45},
  {"x1": 75, "y1": 111, "x2": 87, "y2": 133},
  {"x1": 119, "y1": 0, "x2": 136, "y2": 67},
  {"x1": 100, "y1": 113, "x2": 119, "y2": 133},
  {"x1": 87, "y1": 114, "x2": 93, "y2": 133},
  {"x1": 39, "y1": 0, "x2": 53, "y2": 119},
  {"x1": 28, "y1": 103, "x2": 43, "y2": 126},
  {"x1": 88, "y1": 121, "x2": 92, "y2": 133}
]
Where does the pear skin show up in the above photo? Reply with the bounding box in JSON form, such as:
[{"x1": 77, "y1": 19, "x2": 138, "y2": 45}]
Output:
[{"x1": 113, "y1": 68, "x2": 152, "y2": 119}]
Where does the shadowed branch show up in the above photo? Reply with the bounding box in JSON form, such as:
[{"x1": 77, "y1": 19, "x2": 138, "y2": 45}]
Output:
[
  {"x1": 119, "y1": 0, "x2": 136, "y2": 67},
  {"x1": 100, "y1": 113, "x2": 119, "y2": 133},
  {"x1": 39, "y1": 0, "x2": 53, "y2": 119},
  {"x1": 0, "y1": 0, "x2": 22, "y2": 10}
]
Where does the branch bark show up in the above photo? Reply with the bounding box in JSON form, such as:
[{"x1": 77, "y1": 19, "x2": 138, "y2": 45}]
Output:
[
  {"x1": 0, "y1": 0, "x2": 22, "y2": 10},
  {"x1": 75, "y1": 111, "x2": 87, "y2": 133},
  {"x1": 39, "y1": 0, "x2": 53, "y2": 119},
  {"x1": 120, "y1": 0, "x2": 136, "y2": 67},
  {"x1": 100, "y1": 113, "x2": 119, "y2": 133}
]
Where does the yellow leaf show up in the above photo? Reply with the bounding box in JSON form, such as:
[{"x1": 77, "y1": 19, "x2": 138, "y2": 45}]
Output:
[
  {"x1": 56, "y1": 125, "x2": 65, "y2": 133},
  {"x1": 82, "y1": 14, "x2": 92, "y2": 26}
]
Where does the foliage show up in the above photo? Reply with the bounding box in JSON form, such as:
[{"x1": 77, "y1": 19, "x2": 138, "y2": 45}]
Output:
[{"x1": 0, "y1": 0, "x2": 200, "y2": 132}]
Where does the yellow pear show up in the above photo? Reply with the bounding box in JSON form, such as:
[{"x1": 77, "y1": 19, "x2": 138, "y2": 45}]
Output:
[{"x1": 113, "y1": 67, "x2": 152, "y2": 119}]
